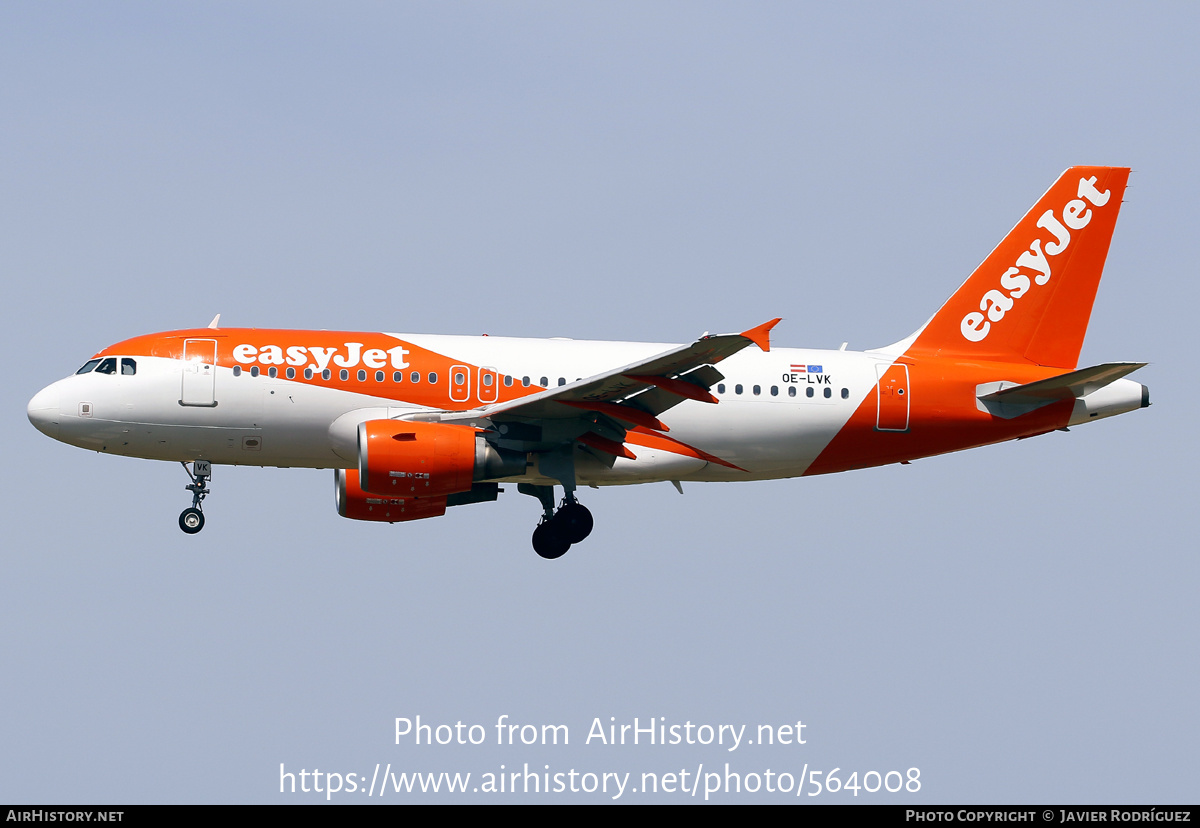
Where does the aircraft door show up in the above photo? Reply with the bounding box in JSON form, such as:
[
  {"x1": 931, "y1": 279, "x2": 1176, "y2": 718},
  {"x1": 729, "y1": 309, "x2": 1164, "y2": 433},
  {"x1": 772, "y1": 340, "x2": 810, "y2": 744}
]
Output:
[
  {"x1": 450, "y1": 365, "x2": 471, "y2": 404},
  {"x1": 181, "y1": 339, "x2": 218, "y2": 407},
  {"x1": 875, "y1": 363, "x2": 910, "y2": 431},
  {"x1": 478, "y1": 367, "x2": 499, "y2": 404}
]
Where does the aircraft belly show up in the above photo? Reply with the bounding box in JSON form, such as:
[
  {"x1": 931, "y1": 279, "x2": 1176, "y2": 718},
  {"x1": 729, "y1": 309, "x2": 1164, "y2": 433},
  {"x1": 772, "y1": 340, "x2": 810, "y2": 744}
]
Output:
[
  {"x1": 658, "y1": 398, "x2": 858, "y2": 480},
  {"x1": 575, "y1": 446, "x2": 708, "y2": 485},
  {"x1": 90, "y1": 419, "x2": 349, "y2": 467}
]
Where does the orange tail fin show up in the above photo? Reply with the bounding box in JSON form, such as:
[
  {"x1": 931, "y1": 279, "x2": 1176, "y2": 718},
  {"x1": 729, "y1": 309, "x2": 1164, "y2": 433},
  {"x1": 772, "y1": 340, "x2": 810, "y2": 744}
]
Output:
[{"x1": 905, "y1": 166, "x2": 1129, "y2": 369}]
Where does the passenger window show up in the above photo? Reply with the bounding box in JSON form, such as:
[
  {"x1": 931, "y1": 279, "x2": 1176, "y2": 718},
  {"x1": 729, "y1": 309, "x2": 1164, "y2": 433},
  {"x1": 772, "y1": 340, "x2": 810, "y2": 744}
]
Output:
[
  {"x1": 339, "y1": 369, "x2": 348, "y2": 381},
  {"x1": 250, "y1": 366, "x2": 260, "y2": 377},
  {"x1": 304, "y1": 368, "x2": 313, "y2": 379},
  {"x1": 411, "y1": 372, "x2": 420, "y2": 383},
  {"x1": 788, "y1": 386, "x2": 796, "y2": 397},
  {"x1": 717, "y1": 383, "x2": 726, "y2": 394},
  {"x1": 540, "y1": 377, "x2": 548, "y2": 387},
  {"x1": 770, "y1": 386, "x2": 778, "y2": 396},
  {"x1": 558, "y1": 377, "x2": 566, "y2": 386},
  {"x1": 806, "y1": 387, "x2": 814, "y2": 398},
  {"x1": 76, "y1": 359, "x2": 101, "y2": 375},
  {"x1": 95, "y1": 358, "x2": 118, "y2": 375},
  {"x1": 322, "y1": 369, "x2": 331, "y2": 381},
  {"x1": 268, "y1": 367, "x2": 277, "y2": 378},
  {"x1": 503, "y1": 375, "x2": 512, "y2": 387},
  {"x1": 428, "y1": 372, "x2": 438, "y2": 384},
  {"x1": 824, "y1": 387, "x2": 832, "y2": 398},
  {"x1": 753, "y1": 385, "x2": 761, "y2": 395},
  {"x1": 233, "y1": 366, "x2": 242, "y2": 377},
  {"x1": 357, "y1": 369, "x2": 366, "y2": 382},
  {"x1": 483, "y1": 374, "x2": 494, "y2": 387},
  {"x1": 841, "y1": 388, "x2": 849, "y2": 399},
  {"x1": 120, "y1": 358, "x2": 137, "y2": 375},
  {"x1": 454, "y1": 371, "x2": 465, "y2": 385},
  {"x1": 375, "y1": 371, "x2": 384, "y2": 382},
  {"x1": 393, "y1": 371, "x2": 403, "y2": 383},
  {"x1": 286, "y1": 367, "x2": 295, "y2": 379},
  {"x1": 735, "y1": 384, "x2": 743, "y2": 395},
  {"x1": 522, "y1": 376, "x2": 530, "y2": 387}
]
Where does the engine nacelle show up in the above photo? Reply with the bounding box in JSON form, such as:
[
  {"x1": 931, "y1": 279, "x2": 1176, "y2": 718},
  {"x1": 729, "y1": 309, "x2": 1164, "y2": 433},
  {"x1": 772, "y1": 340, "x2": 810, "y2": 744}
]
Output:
[
  {"x1": 357, "y1": 419, "x2": 526, "y2": 498},
  {"x1": 335, "y1": 469, "x2": 448, "y2": 522}
]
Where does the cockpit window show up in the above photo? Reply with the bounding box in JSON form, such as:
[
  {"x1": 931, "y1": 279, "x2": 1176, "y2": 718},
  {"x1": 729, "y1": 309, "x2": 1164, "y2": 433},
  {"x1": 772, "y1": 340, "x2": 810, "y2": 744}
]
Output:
[
  {"x1": 120, "y1": 358, "x2": 137, "y2": 376},
  {"x1": 94, "y1": 358, "x2": 118, "y2": 375},
  {"x1": 76, "y1": 359, "x2": 101, "y2": 375}
]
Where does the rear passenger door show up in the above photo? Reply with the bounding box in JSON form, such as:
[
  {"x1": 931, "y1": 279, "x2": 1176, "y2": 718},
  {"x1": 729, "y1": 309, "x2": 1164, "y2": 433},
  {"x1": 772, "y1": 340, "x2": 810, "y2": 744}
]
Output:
[{"x1": 875, "y1": 363, "x2": 909, "y2": 431}]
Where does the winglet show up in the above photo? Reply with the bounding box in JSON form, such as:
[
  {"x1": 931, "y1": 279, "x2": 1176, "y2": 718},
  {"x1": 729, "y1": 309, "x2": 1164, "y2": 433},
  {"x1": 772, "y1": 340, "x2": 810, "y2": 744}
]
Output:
[{"x1": 740, "y1": 318, "x2": 782, "y2": 352}]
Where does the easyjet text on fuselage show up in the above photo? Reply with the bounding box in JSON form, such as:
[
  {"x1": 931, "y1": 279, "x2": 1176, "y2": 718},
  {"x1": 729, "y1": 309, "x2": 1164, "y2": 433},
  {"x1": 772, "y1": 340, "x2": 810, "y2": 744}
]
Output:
[{"x1": 231, "y1": 342, "x2": 411, "y2": 372}]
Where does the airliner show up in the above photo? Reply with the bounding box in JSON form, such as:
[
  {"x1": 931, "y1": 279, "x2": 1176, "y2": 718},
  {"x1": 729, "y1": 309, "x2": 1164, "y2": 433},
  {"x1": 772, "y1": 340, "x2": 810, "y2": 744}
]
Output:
[{"x1": 27, "y1": 166, "x2": 1148, "y2": 558}]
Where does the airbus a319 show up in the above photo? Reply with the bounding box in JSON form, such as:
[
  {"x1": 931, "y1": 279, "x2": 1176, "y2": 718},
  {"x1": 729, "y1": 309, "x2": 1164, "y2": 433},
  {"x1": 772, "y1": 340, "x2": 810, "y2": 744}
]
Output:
[{"x1": 27, "y1": 166, "x2": 1148, "y2": 558}]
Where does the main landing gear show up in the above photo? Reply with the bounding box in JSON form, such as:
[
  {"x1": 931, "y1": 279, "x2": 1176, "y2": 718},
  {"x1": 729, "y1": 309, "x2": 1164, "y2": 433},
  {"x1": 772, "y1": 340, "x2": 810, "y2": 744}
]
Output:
[
  {"x1": 522, "y1": 484, "x2": 593, "y2": 559},
  {"x1": 179, "y1": 460, "x2": 211, "y2": 534}
]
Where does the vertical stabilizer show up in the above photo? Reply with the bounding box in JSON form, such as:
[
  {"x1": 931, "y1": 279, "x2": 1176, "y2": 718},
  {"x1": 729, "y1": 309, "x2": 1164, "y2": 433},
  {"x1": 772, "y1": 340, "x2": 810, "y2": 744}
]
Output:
[{"x1": 905, "y1": 166, "x2": 1129, "y2": 369}]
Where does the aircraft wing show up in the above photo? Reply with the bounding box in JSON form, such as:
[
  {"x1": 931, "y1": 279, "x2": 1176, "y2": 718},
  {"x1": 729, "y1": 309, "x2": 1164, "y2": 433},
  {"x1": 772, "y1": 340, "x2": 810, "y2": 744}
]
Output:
[
  {"x1": 483, "y1": 318, "x2": 778, "y2": 420},
  {"x1": 423, "y1": 319, "x2": 780, "y2": 462}
]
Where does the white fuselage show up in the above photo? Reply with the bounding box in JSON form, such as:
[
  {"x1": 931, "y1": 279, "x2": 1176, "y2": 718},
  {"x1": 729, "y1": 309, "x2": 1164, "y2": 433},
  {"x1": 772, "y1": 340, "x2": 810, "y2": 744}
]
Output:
[{"x1": 28, "y1": 334, "x2": 880, "y2": 485}]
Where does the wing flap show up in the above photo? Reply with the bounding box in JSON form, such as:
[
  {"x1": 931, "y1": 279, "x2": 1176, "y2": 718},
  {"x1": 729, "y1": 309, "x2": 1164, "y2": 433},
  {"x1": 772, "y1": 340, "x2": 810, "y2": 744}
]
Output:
[
  {"x1": 559, "y1": 400, "x2": 670, "y2": 432},
  {"x1": 624, "y1": 365, "x2": 727, "y2": 417},
  {"x1": 625, "y1": 374, "x2": 719, "y2": 404}
]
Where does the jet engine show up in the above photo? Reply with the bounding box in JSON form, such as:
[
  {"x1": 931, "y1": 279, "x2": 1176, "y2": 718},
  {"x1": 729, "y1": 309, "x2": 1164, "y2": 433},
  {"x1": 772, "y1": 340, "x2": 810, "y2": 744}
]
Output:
[
  {"x1": 335, "y1": 468, "x2": 448, "y2": 522},
  {"x1": 357, "y1": 419, "x2": 526, "y2": 498}
]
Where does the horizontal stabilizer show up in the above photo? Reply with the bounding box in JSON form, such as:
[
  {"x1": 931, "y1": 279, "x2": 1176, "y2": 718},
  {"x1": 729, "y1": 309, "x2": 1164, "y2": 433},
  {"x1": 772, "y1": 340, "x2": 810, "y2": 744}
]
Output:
[{"x1": 977, "y1": 362, "x2": 1146, "y2": 418}]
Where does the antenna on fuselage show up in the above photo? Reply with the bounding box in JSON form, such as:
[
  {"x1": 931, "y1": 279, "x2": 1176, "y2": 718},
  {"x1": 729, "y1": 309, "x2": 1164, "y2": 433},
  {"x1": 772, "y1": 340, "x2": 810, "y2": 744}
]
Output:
[{"x1": 207, "y1": 314, "x2": 221, "y2": 330}]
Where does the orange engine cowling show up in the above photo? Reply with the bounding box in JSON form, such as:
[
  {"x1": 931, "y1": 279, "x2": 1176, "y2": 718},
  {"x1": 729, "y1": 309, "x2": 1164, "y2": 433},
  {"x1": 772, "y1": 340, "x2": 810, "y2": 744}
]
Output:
[
  {"x1": 358, "y1": 419, "x2": 480, "y2": 498},
  {"x1": 335, "y1": 468, "x2": 448, "y2": 523}
]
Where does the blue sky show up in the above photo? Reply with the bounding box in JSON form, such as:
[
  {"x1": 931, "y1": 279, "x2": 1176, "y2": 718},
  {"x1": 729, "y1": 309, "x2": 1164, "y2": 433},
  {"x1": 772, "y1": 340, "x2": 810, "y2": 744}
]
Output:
[{"x1": 2, "y1": 2, "x2": 1196, "y2": 803}]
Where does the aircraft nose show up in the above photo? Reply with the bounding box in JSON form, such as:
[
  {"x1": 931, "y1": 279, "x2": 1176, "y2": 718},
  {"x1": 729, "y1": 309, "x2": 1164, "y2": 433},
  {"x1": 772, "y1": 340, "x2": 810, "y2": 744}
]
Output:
[{"x1": 27, "y1": 385, "x2": 61, "y2": 439}]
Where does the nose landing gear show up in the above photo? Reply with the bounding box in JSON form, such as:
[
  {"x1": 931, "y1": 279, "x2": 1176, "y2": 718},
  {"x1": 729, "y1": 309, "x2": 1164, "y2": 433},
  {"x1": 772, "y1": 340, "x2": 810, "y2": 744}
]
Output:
[{"x1": 179, "y1": 460, "x2": 211, "y2": 535}]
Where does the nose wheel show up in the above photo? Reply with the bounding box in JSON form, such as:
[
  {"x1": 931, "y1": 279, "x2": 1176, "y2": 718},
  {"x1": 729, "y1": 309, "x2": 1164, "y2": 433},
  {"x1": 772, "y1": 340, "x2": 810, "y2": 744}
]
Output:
[
  {"x1": 179, "y1": 460, "x2": 212, "y2": 534},
  {"x1": 179, "y1": 507, "x2": 205, "y2": 534}
]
